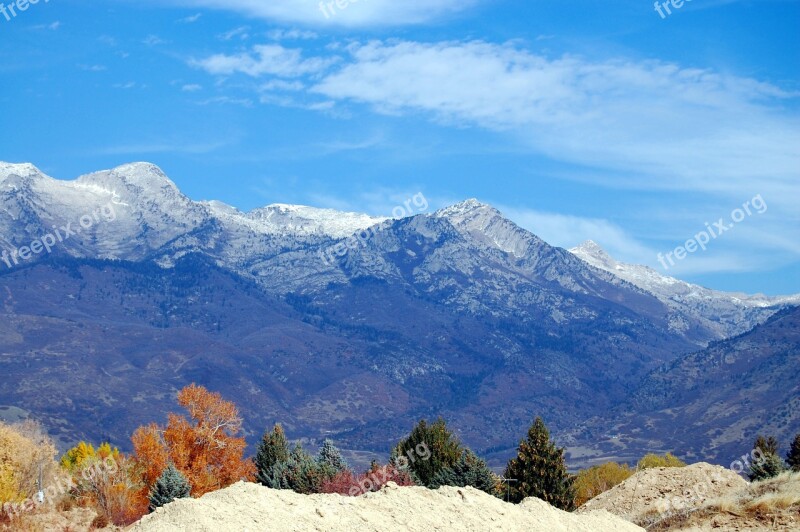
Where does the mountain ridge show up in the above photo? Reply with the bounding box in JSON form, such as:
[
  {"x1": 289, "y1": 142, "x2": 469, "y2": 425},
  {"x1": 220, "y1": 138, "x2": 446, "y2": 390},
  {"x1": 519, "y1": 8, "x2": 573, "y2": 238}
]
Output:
[{"x1": 1, "y1": 161, "x2": 797, "y2": 468}]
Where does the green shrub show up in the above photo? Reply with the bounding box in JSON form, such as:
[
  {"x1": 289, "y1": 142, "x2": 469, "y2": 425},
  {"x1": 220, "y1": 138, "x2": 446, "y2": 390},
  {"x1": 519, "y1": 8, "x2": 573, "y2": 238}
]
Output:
[{"x1": 148, "y1": 465, "x2": 191, "y2": 512}]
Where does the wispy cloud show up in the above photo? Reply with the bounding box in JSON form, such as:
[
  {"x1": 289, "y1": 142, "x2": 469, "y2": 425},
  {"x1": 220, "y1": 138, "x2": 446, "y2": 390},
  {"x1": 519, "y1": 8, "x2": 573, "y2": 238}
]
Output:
[
  {"x1": 310, "y1": 41, "x2": 799, "y2": 209},
  {"x1": 192, "y1": 44, "x2": 336, "y2": 78},
  {"x1": 144, "y1": 0, "x2": 481, "y2": 26},
  {"x1": 96, "y1": 139, "x2": 230, "y2": 155},
  {"x1": 179, "y1": 12, "x2": 203, "y2": 23},
  {"x1": 143, "y1": 34, "x2": 167, "y2": 46}
]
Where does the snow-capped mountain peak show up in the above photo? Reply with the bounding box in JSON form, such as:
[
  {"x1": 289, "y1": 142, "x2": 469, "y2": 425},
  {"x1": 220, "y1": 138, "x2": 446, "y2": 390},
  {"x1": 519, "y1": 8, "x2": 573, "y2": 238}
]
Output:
[
  {"x1": 569, "y1": 240, "x2": 800, "y2": 337},
  {"x1": 434, "y1": 198, "x2": 494, "y2": 220},
  {"x1": 0, "y1": 162, "x2": 43, "y2": 181},
  {"x1": 571, "y1": 240, "x2": 616, "y2": 269},
  {"x1": 76, "y1": 162, "x2": 180, "y2": 194}
]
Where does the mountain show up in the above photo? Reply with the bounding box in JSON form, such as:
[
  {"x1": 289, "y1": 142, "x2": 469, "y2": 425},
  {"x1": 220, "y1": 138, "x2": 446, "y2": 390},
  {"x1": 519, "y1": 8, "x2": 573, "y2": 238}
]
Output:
[
  {"x1": 0, "y1": 162, "x2": 797, "y2": 468},
  {"x1": 570, "y1": 240, "x2": 800, "y2": 339},
  {"x1": 577, "y1": 305, "x2": 800, "y2": 466}
]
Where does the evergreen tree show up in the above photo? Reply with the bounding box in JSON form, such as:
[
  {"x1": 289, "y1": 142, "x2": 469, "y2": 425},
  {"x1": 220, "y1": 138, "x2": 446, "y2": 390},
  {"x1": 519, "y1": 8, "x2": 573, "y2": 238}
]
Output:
[
  {"x1": 502, "y1": 417, "x2": 576, "y2": 510},
  {"x1": 393, "y1": 418, "x2": 462, "y2": 488},
  {"x1": 317, "y1": 439, "x2": 348, "y2": 480},
  {"x1": 429, "y1": 449, "x2": 497, "y2": 495},
  {"x1": 754, "y1": 435, "x2": 780, "y2": 456},
  {"x1": 277, "y1": 444, "x2": 323, "y2": 494},
  {"x1": 787, "y1": 433, "x2": 800, "y2": 473},
  {"x1": 749, "y1": 452, "x2": 785, "y2": 482},
  {"x1": 254, "y1": 424, "x2": 290, "y2": 488},
  {"x1": 148, "y1": 465, "x2": 191, "y2": 512},
  {"x1": 749, "y1": 434, "x2": 785, "y2": 481}
]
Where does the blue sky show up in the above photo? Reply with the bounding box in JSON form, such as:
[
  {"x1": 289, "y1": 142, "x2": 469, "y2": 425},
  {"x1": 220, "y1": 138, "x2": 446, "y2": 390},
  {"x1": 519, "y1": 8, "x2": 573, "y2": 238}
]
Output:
[{"x1": 1, "y1": 0, "x2": 798, "y2": 294}]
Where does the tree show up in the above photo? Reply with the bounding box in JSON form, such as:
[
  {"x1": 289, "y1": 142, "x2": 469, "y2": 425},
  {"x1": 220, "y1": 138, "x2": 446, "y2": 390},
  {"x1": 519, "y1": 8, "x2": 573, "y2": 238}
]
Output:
[
  {"x1": 149, "y1": 465, "x2": 191, "y2": 512},
  {"x1": 574, "y1": 462, "x2": 633, "y2": 506},
  {"x1": 429, "y1": 449, "x2": 497, "y2": 495},
  {"x1": 754, "y1": 435, "x2": 780, "y2": 456},
  {"x1": 393, "y1": 418, "x2": 461, "y2": 487},
  {"x1": 132, "y1": 384, "x2": 254, "y2": 498},
  {"x1": 317, "y1": 439, "x2": 348, "y2": 480},
  {"x1": 636, "y1": 452, "x2": 686, "y2": 470},
  {"x1": 749, "y1": 434, "x2": 785, "y2": 481},
  {"x1": 254, "y1": 424, "x2": 290, "y2": 488},
  {"x1": 274, "y1": 444, "x2": 324, "y2": 494},
  {"x1": 787, "y1": 433, "x2": 800, "y2": 473},
  {"x1": 502, "y1": 417, "x2": 575, "y2": 510}
]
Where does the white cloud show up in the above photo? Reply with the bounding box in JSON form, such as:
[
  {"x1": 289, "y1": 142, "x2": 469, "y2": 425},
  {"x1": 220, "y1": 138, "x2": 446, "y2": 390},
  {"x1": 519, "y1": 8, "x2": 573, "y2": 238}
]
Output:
[
  {"x1": 311, "y1": 41, "x2": 800, "y2": 210},
  {"x1": 149, "y1": 0, "x2": 480, "y2": 26},
  {"x1": 218, "y1": 26, "x2": 250, "y2": 41},
  {"x1": 143, "y1": 34, "x2": 167, "y2": 46},
  {"x1": 182, "y1": 84, "x2": 203, "y2": 92},
  {"x1": 179, "y1": 13, "x2": 203, "y2": 23},
  {"x1": 267, "y1": 29, "x2": 318, "y2": 41},
  {"x1": 192, "y1": 44, "x2": 336, "y2": 78}
]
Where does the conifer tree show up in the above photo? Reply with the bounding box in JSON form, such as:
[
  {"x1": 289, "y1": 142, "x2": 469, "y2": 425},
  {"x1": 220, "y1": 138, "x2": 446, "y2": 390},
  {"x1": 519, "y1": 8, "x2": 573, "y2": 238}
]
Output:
[
  {"x1": 317, "y1": 439, "x2": 348, "y2": 479},
  {"x1": 393, "y1": 418, "x2": 461, "y2": 488},
  {"x1": 787, "y1": 433, "x2": 800, "y2": 473},
  {"x1": 148, "y1": 465, "x2": 191, "y2": 512},
  {"x1": 502, "y1": 417, "x2": 575, "y2": 510},
  {"x1": 429, "y1": 449, "x2": 497, "y2": 495},
  {"x1": 749, "y1": 434, "x2": 785, "y2": 481},
  {"x1": 254, "y1": 424, "x2": 290, "y2": 488}
]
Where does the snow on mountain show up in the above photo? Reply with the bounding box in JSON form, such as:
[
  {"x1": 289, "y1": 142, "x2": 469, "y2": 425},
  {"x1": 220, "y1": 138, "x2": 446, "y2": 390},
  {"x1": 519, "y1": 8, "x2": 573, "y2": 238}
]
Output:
[
  {"x1": 1, "y1": 161, "x2": 795, "y2": 343},
  {"x1": 248, "y1": 204, "x2": 388, "y2": 238},
  {"x1": 570, "y1": 240, "x2": 800, "y2": 337}
]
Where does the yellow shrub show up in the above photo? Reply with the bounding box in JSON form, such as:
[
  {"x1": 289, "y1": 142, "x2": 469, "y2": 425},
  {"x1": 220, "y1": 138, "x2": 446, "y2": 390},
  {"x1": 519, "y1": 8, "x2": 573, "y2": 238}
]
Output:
[
  {"x1": 575, "y1": 462, "x2": 634, "y2": 506},
  {"x1": 637, "y1": 452, "x2": 686, "y2": 470},
  {"x1": 0, "y1": 464, "x2": 24, "y2": 504},
  {"x1": 0, "y1": 421, "x2": 59, "y2": 501}
]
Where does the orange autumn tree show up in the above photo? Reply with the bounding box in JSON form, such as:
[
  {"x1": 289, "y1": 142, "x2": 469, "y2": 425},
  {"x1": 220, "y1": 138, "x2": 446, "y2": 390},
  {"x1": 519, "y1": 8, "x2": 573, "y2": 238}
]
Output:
[{"x1": 132, "y1": 384, "x2": 254, "y2": 498}]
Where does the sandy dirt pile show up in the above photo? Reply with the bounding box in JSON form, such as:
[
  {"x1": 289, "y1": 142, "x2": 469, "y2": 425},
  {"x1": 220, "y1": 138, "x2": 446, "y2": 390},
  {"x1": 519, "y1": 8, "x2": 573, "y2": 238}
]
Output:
[
  {"x1": 577, "y1": 462, "x2": 747, "y2": 526},
  {"x1": 130, "y1": 481, "x2": 643, "y2": 532}
]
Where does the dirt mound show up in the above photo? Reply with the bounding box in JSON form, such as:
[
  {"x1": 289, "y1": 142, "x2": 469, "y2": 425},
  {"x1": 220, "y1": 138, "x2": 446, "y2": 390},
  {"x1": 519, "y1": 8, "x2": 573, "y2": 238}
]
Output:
[
  {"x1": 130, "y1": 481, "x2": 643, "y2": 532},
  {"x1": 577, "y1": 462, "x2": 747, "y2": 526}
]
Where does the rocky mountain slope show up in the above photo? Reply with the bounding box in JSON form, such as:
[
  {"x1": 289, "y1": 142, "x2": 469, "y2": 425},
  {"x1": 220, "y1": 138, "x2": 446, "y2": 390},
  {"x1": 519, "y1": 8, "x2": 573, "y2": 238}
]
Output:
[
  {"x1": 575, "y1": 305, "x2": 800, "y2": 466},
  {"x1": 0, "y1": 162, "x2": 797, "y2": 466},
  {"x1": 570, "y1": 240, "x2": 800, "y2": 338}
]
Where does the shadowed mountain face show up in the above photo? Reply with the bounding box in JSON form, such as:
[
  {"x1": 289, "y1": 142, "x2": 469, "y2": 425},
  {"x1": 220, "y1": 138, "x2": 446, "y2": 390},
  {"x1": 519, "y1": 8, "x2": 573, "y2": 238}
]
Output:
[
  {"x1": 572, "y1": 306, "x2": 800, "y2": 467},
  {"x1": 0, "y1": 162, "x2": 796, "y2": 467}
]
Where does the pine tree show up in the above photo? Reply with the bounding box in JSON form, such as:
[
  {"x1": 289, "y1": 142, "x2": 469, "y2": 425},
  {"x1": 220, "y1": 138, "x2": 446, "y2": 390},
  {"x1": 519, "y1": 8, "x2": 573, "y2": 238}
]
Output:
[
  {"x1": 393, "y1": 418, "x2": 462, "y2": 488},
  {"x1": 429, "y1": 449, "x2": 497, "y2": 495},
  {"x1": 749, "y1": 434, "x2": 785, "y2": 482},
  {"x1": 754, "y1": 435, "x2": 780, "y2": 456},
  {"x1": 502, "y1": 417, "x2": 575, "y2": 510},
  {"x1": 787, "y1": 433, "x2": 800, "y2": 472},
  {"x1": 749, "y1": 452, "x2": 785, "y2": 482},
  {"x1": 148, "y1": 465, "x2": 191, "y2": 512},
  {"x1": 317, "y1": 439, "x2": 348, "y2": 480},
  {"x1": 254, "y1": 424, "x2": 290, "y2": 488}
]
